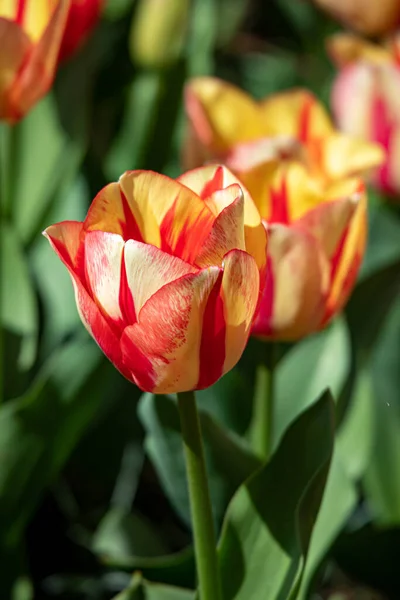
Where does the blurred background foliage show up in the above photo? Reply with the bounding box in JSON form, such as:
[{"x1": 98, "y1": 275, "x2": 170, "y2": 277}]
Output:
[{"x1": 1, "y1": 0, "x2": 400, "y2": 598}]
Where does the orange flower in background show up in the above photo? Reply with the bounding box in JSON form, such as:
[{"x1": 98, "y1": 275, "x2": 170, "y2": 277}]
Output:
[
  {"x1": 44, "y1": 166, "x2": 266, "y2": 393},
  {"x1": 184, "y1": 78, "x2": 384, "y2": 208},
  {"x1": 329, "y1": 33, "x2": 400, "y2": 198},
  {"x1": 313, "y1": 0, "x2": 400, "y2": 37},
  {"x1": 251, "y1": 164, "x2": 367, "y2": 340},
  {"x1": 0, "y1": 0, "x2": 102, "y2": 122}
]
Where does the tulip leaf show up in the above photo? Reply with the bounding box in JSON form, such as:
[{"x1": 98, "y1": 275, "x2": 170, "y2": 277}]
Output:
[
  {"x1": 0, "y1": 335, "x2": 110, "y2": 551},
  {"x1": 361, "y1": 202, "x2": 400, "y2": 278},
  {"x1": 138, "y1": 393, "x2": 262, "y2": 530},
  {"x1": 363, "y1": 298, "x2": 400, "y2": 524},
  {"x1": 112, "y1": 573, "x2": 194, "y2": 600},
  {"x1": 217, "y1": 390, "x2": 335, "y2": 599},
  {"x1": 1, "y1": 222, "x2": 38, "y2": 377},
  {"x1": 273, "y1": 317, "x2": 350, "y2": 449}
]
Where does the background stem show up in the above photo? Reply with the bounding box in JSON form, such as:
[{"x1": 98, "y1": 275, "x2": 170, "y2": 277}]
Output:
[
  {"x1": 249, "y1": 343, "x2": 276, "y2": 459},
  {"x1": 177, "y1": 390, "x2": 222, "y2": 600}
]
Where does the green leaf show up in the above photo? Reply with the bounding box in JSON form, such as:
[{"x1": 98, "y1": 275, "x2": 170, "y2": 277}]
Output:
[
  {"x1": 363, "y1": 299, "x2": 400, "y2": 525},
  {"x1": 113, "y1": 573, "x2": 194, "y2": 600},
  {"x1": 1, "y1": 222, "x2": 38, "y2": 374},
  {"x1": 360, "y1": 202, "x2": 400, "y2": 278},
  {"x1": 0, "y1": 335, "x2": 112, "y2": 550},
  {"x1": 138, "y1": 394, "x2": 261, "y2": 529},
  {"x1": 93, "y1": 508, "x2": 169, "y2": 560},
  {"x1": 297, "y1": 450, "x2": 357, "y2": 598},
  {"x1": 217, "y1": 390, "x2": 335, "y2": 600},
  {"x1": 273, "y1": 318, "x2": 350, "y2": 449}
]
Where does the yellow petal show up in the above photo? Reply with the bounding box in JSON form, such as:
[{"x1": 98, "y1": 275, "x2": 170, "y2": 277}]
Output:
[
  {"x1": 328, "y1": 33, "x2": 392, "y2": 67},
  {"x1": 0, "y1": 0, "x2": 60, "y2": 42},
  {"x1": 0, "y1": 18, "x2": 31, "y2": 120},
  {"x1": 317, "y1": 133, "x2": 385, "y2": 180}
]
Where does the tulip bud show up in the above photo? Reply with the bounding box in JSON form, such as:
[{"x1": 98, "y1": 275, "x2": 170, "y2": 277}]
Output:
[
  {"x1": 313, "y1": 0, "x2": 400, "y2": 37},
  {"x1": 129, "y1": 0, "x2": 189, "y2": 69},
  {"x1": 44, "y1": 166, "x2": 266, "y2": 393}
]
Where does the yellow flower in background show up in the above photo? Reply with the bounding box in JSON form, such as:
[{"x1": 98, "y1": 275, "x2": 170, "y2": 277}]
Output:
[
  {"x1": 183, "y1": 77, "x2": 384, "y2": 209},
  {"x1": 313, "y1": 0, "x2": 400, "y2": 37},
  {"x1": 251, "y1": 164, "x2": 367, "y2": 340},
  {"x1": 44, "y1": 166, "x2": 267, "y2": 393},
  {"x1": 329, "y1": 33, "x2": 400, "y2": 199}
]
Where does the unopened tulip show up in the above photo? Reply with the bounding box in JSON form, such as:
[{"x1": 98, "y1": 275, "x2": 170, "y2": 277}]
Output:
[
  {"x1": 0, "y1": 0, "x2": 70, "y2": 121},
  {"x1": 44, "y1": 166, "x2": 266, "y2": 393},
  {"x1": 313, "y1": 0, "x2": 400, "y2": 37},
  {"x1": 329, "y1": 33, "x2": 400, "y2": 197},
  {"x1": 251, "y1": 163, "x2": 367, "y2": 340},
  {"x1": 59, "y1": 0, "x2": 103, "y2": 62},
  {"x1": 183, "y1": 78, "x2": 384, "y2": 205}
]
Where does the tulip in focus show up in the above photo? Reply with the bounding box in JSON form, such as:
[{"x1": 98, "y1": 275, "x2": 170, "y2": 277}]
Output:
[
  {"x1": 44, "y1": 166, "x2": 267, "y2": 393},
  {"x1": 329, "y1": 33, "x2": 400, "y2": 198},
  {"x1": 0, "y1": 0, "x2": 102, "y2": 122},
  {"x1": 251, "y1": 163, "x2": 367, "y2": 340},
  {"x1": 313, "y1": 0, "x2": 400, "y2": 37},
  {"x1": 183, "y1": 77, "x2": 384, "y2": 208}
]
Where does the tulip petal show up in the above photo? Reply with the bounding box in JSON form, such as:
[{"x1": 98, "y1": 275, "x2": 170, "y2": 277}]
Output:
[
  {"x1": 178, "y1": 165, "x2": 267, "y2": 274},
  {"x1": 5, "y1": 0, "x2": 70, "y2": 121},
  {"x1": 0, "y1": 18, "x2": 31, "y2": 120},
  {"x1": 259, "y1": 89, "x2": 333, "y2": 141},
  {"x1": 43, "y1": 220, "x2": 85, "y2": 281},
  {"x1": 221, "y1": 249, "x2": 260, "y2": 372},
  {"x1": 84, "y1": 231, "x2": 125, "y2": 324},
  {"x1": 185, "y1": 77, "x2": 263, "y2": 153},
  {"x1": 120, "y1": 267, "x2": 220, "y2": 393},
  {"x1": 1, "y1": 0, "x2": 59, "y2": 43},
  {"x1": 252, "y1": 224, "x2": 329, "y2": 340},
  {"x1": 315, "y1": 133, "x2": 385, "y2": 180},
  {"x1": 123, "y1": 239, "x2": 198, "y2": 314}
]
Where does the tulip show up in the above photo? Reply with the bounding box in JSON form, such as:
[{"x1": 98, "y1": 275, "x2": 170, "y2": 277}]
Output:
[
  {"x1": 43, "y1": 166, "x2": 267, "y2": 393},
  {"x1": 183, "y1": 78, "x2": 384, "y2": 205},
  {"x1": 313, "y1": 0, "x2": 400, "y2": 37},
  {"x1": 250, "y1": 162, "x2": 366, "y2": 340},
  {"x1": 0, "y1": 0, "x2": 102, "y2": 122},
  {"x1": 329, "y1": 33, "x2": 400, "y2": 198},
  {"x1": 59, "y1": 0, "x2": 103, "y2": 62}
]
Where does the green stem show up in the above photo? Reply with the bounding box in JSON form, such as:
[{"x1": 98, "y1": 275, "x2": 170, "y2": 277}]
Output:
[
  {"x1": 177, "y1": 390, "x2": 222, "y2": 600},
  {"x1": 250, "y1": 344, "x2": 276, "y2": 459},
  {"x1": 0, "y1": 122, "x2": 18, "y2": 221}
]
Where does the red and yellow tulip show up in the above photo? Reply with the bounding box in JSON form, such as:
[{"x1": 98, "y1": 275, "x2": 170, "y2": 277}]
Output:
[
  {"x1": 329, "y1": 33, "x2": 400, "y2": 198},
  {"x1": 251, "y1": 163, "x2": 366, "y2": 340},
  {"x1": 0, "y1": 0, "x2": 102, "y2": 122},
  {"x1": 44, "y1": 166, "x2": 267, "y2": 393},
  {"x1": 184, "y1": 78, "x2": 384, "y2": 201},
  {"x1": 313, "y1": 0, "x2": 400, "y2": 37}
]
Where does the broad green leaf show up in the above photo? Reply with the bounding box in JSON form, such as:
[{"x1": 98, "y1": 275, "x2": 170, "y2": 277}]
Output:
[
  {"x1": 0, "y1": 335, "x2": 112, "y2": 549},
  {"x1": 1, "y1": 223, "x2": 38, "y2": 374},
  {"x1": 360, "y1": 202, "x2": 400, "y2": 278},
  {"x1": 297, "y1": 450, "x2": 357, "y2": 598},
  {"x1": 138, "y1": 394, "x2": 261, "y2": 529},
  {"x1": 363, "y1": 300, "x2": 400, "y2": 524},
  {"x1": 273, "y1": 318, "x2": 350, "y2": 449},
  {"x1": 93, "y1": 508, "x2": 169, "y2": 560},
  {"x1": 217, "y1": 391, "x2": 335, "y2": 600},
  {"x1": 113, "y1": 573, "x2": 194, "y2": 600}
]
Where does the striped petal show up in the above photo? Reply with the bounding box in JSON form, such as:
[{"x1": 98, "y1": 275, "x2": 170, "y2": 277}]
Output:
[
  {"x1": 220, "y1": 249, "x2": 260, "y2": 373},
  {"x1": 178, "y1": 165, "x2": 267, "y2": 274},
  {"x1": 0, "y1": 18, "x2": 31, "y2": 120},
  {"x1": 4, "y1": 0, "x2": 70, "y2": 122},
  {"x1": 252, "y1": 224, "x2": 330, "y2": 340},
  {"x1": 43, "y1": 220, "x2": 85, "y2": 280},
  {"x1": 185, "y1": 77, "x2": 263, "y2": 153},
  {"x1": 120, "y1": 268, "x2": 220, "y2": 393},
  {"x1": 259, "y1": 89, "x2": 334, "y2": 141}
]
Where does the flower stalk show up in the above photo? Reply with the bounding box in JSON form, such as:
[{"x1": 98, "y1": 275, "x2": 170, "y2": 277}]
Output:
[
  {"x1": 249, "y1": 343, "x2": 276, "y2": 460},
  {"x1": 177, "y1": 390, "x2": 222, "y2": 600}
]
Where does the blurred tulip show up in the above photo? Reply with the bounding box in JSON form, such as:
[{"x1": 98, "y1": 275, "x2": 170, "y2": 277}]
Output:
[
  {"x1": 44, "y1": 166, "x2": 266, "y2": 393},
  {"x1": 183, "y1": 78, "x2": 384, "y2": 207},
  {"x1": 250, "y1": 163, "x2": 367, "y2": 340},
  {"x1": 313, "y1": 0, "x2": 400, "y2": 37},
  {"x1": 58, "y1": 0, "x2": 103, "y2": 62},
  {"x1": 129, "y1": 0, "x2": 189, "y2": 68},
  {"x1": 329, "y1": 33, "x2": 400, "y2": 198},
  {"x1": 0, "y1": 0, "x2": 70, "y2": 122}
]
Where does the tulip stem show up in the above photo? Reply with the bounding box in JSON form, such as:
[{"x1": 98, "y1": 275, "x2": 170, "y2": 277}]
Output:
[
  {"x1": 177, "y1": 390, "x2": 222, "y2": 600},
  {"x1": 250, "y1": 343, "x2": 276, "y2": 460}
]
